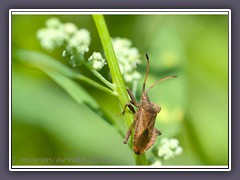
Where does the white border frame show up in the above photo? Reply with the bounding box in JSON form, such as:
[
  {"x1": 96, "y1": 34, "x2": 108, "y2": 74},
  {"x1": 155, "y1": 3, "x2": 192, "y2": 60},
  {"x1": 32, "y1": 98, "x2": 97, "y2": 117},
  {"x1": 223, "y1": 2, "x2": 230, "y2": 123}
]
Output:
[{"x1": 9, "y1": 9, "x2": 231, "y2": 171}]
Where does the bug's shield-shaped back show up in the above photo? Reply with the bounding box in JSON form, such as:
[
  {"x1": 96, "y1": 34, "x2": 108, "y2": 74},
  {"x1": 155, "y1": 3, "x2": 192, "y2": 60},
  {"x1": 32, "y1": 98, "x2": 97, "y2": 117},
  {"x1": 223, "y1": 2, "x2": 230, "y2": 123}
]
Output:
[{"x1": 133, "y1": 96, "x2": 161, "y2": 155}]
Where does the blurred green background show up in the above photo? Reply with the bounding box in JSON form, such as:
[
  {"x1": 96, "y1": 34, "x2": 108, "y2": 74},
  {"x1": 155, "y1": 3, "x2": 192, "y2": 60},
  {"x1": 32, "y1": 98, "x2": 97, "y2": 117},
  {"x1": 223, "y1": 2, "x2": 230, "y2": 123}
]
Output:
[{"x1": 12, "y1": 14, "x2": 229, "y2": 165}]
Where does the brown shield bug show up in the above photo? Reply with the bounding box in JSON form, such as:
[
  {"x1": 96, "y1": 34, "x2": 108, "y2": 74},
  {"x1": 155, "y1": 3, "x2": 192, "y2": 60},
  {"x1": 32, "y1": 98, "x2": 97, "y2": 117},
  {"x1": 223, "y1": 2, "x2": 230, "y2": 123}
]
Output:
[{"x1": 120, "y1": 53, "x2": 177, "y2": 155}]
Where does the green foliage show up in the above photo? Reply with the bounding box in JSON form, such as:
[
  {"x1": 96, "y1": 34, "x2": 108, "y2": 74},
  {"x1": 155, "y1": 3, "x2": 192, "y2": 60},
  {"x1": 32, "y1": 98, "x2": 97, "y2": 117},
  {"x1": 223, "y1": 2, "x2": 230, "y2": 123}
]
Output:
[
  {"x1": 12, "y1": 64, "x2": 134, "y2": 165},
  {"x1": 11, "y1": 14, "x2": 229, "y2": 166}
]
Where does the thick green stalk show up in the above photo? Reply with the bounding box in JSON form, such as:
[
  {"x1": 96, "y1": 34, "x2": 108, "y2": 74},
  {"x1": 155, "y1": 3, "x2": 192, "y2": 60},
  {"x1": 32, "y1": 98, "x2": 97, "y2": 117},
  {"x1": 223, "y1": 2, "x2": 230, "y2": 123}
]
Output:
[{"x1": 93, "y1": 14, "x2": 148, "y2": 165}]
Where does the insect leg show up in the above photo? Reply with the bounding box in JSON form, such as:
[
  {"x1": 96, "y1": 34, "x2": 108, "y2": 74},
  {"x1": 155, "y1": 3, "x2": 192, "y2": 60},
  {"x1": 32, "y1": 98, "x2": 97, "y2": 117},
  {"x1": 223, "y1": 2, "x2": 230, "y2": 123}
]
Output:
[
  {"x1": 123, "y1": 121, "x2": 136, "y2": 144},
  {"x1": 119, "y1": 103, "x2": 135, "y2": 115},
  {"x1": 119, "y1": 88, "x2": 139, "y2": 115},
  {"x1": 126, "y1": 88, "x2": 139, "y2": 107}
]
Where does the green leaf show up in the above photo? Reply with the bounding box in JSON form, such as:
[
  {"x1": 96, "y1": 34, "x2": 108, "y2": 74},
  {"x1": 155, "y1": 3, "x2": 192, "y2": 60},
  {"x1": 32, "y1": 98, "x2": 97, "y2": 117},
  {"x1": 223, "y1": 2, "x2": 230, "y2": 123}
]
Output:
[
  {"x1": 14, "y1": 49, "x2": 116, "y2": 97},
  {"x1": 12, "y1": 64, "x2": 135, "y2": 165},
  {"x1": 45, "y1": 69, "x2": 99, "y2": 109}
]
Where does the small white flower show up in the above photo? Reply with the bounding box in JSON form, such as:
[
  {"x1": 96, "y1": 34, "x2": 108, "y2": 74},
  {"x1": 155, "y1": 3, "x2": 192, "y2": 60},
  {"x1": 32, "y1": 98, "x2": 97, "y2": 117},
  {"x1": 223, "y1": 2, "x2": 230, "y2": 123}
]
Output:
[
  {"x1": 88, "y1": 52, "x2": 106, "y2": 71},
  {"x1": 163, "y1": 150, "x2": 174, "y2": 160},
  {"x1": 156, "y1": 138, "x2": 183, "y2": 160},
  {"x1": 174, "y1": 147, "x2": 183, "y2": 155},
  {"x1": 68, "y1": 29, "x2": 91, "y2": 53},
  {"x1": 46, "y1": 18, "x2": 62, "y2": 28},
  {"x1": 169, "y1": 139, "x2": 179, "y2": 149},
  {"x1": 37, "y1": 27, "x2": 65, "y2": 51},
  {"x1": 64, "y1": 23, "x2": 78, "y2": 35}
]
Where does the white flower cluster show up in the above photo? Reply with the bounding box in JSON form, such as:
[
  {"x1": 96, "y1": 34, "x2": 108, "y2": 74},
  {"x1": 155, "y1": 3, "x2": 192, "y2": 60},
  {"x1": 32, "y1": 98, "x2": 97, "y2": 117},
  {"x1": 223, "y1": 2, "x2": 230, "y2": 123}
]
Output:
[
  {"x1": 88, "y1": 52, "x2": 106, "y2": 71},
  {"x1": 37, "y1": 18, "x2": 66, "y2": 51},
  {"x1": 151, "y1": 137, "x2": 183, "y2": 166},
  {"x1": 67, "y1": 29, "x2": 90, "y2": 54},
  {"x1": 37, "y1": 17, "x2": 91, "y2": 67},
  {"x1": 37, "y1": 18, "x2": 142, "y2": 76},
  {"x1": 157, "y1": 138, "x2": 183, "y2": 160},
  {"x1": 111, "y1": 37, "x2": 142, "y2": 82}
]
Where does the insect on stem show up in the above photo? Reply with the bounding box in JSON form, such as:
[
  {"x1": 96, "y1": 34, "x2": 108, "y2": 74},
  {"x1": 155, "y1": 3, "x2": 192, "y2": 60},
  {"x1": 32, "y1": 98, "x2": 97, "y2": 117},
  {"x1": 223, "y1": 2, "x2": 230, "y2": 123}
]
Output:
[{"x1": 121, "y1": 53, "x2": 177, "y2": 155}]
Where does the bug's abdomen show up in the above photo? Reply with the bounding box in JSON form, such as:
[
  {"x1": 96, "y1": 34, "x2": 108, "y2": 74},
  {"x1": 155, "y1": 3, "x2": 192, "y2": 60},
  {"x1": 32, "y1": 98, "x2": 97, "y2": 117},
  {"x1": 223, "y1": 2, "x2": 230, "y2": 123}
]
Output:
[
  {"x1": 133, "y1": 129, "x2": 151, "y2": 155},
  {"x1": 133, "y1": 107, "x2": 159, "y2": 155}
]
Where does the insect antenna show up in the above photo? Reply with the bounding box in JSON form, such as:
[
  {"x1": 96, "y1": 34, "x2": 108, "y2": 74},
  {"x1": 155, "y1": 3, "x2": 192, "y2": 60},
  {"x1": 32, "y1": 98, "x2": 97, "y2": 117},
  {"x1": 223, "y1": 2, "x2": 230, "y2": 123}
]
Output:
[
  {"x1": 145, "y1": 75, "x2": 177, "y2": 93},
  {"x1": 142, "y1": 53, "x2": 150, "y2": 93}
]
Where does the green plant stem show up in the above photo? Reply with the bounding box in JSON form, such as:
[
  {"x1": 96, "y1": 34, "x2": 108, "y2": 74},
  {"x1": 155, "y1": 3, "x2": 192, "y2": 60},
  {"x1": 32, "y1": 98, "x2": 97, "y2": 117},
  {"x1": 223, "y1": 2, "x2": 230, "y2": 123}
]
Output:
[
  {"x1": 82, "y1": 62, "x2": 115, "y2": 90},
  {"x1": 73, "y1": 74, "x2": 116, "y2": 97},
  {"x1": 93, "y1": 14, "x2": 148, "y2": 165}
]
